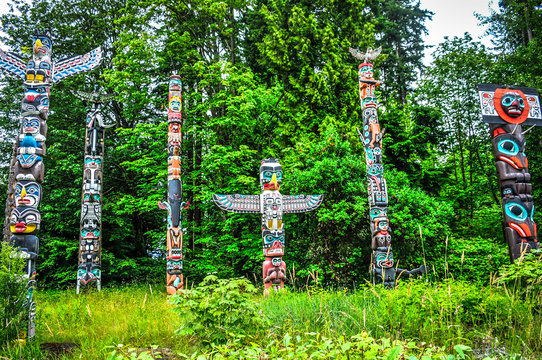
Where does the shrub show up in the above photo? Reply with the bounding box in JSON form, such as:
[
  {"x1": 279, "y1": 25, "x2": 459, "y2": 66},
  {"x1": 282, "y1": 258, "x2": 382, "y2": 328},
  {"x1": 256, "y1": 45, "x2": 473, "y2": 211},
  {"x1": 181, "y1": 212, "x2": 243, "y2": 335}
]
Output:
[
  {"x1": 0, "y1": 242, "x2": 29, "y2": 344},
  {"x1": 495, "y1": 249, "x2": 542, "y2": 298},
  {"x1": 170, "y1": 275, "x2": 268, "y2": 344}
]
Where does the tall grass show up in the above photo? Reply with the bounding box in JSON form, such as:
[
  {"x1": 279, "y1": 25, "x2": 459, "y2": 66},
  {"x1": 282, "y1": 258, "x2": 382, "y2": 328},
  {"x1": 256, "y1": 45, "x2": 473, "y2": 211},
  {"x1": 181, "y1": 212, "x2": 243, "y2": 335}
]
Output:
[
  {"x1": 262, "y1": 280, "x2": 542, "y2": 358},
  {"x1": 0, "y1": 278, "x2": 540, "y2": 359},
  {"x1": 35, "y1": 284, "x2": 183, "y2": 359}
]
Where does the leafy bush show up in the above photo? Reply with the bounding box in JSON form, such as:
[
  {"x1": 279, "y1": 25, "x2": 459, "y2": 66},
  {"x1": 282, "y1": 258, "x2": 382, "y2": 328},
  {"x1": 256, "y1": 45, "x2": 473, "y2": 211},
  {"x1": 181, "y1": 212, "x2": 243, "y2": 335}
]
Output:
[
  {"x1": 495, "y1": 249, "x2": 542, "y2": 297},
  {"x1": 170, "y1": 276, "x2": 268, "y2": 344},
  {"x1": 208, "y1": 331, "x2": 474, "y2": 359},
  {"x1": 0, "y1": 242, "x2": 28, "y2": 344}
]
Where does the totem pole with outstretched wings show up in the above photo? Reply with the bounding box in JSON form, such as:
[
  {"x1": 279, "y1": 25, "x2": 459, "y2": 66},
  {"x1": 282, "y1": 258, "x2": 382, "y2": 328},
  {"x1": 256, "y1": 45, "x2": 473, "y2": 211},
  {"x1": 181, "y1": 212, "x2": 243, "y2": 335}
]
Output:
[
  {"x1": 0, "y1": 29, "x2": 102, "y2": 338},
  {"x1": 213, "y1": 159, "x2": 323, "y2": 294}
]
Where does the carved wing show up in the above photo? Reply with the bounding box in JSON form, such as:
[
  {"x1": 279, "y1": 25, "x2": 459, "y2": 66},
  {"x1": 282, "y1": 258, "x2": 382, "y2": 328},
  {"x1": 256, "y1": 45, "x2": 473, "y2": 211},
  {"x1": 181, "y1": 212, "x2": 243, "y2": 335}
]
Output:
[
  {"x1": 282, "y1": 194, "x2": 323, "y2": 213},
  {"x1": 0, "y1": 49, "x2": 27, "y2": 80},
  {"x1": 98, "y1": 93, "x2": 116, "y2": 103},
  {"x1": 53, "y1": 47, "x2": 103, "y2": 83},
  {"x1": 72, "y1": 90, "x2": 93, "y2": 101},
  {"x1": 366, "y1": 46, "x2": 382, "y2": 61},
  {"x1": 212, "y1": 194, "x2": 260, "y2": 213},
  {"x1": 349, "y1": 47, "x2": 365, "y2": 61}
]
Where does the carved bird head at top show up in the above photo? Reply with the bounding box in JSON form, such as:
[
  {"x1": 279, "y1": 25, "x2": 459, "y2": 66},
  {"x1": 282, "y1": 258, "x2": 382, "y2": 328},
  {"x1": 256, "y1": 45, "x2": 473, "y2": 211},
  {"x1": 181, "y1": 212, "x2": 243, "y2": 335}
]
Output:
[{"x1": 349, "y1": 46, "x2": 382, "y2": 63}]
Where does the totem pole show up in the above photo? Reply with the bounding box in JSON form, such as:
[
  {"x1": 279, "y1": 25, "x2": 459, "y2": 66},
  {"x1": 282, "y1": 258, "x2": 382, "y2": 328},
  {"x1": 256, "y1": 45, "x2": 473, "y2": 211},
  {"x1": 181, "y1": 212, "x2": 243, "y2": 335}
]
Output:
[
  {"x1": 0, "y1": 29, "x2": 102, "y2": 338},
  {"x1": 213, "y1": 159, "x2": 323, "y2": 294},
  {"x1": 350, "y1": 47, "x2": 425, "y2": 287},
  {"x1": 478, "y1": 84, "x2": 541, "y2": 261},
  {"x1": 73, "y1": 86, "x2": 115, "y2": 293},
  {"x1": 158, "y1": 75, "x2": 189, "y2": 295}
]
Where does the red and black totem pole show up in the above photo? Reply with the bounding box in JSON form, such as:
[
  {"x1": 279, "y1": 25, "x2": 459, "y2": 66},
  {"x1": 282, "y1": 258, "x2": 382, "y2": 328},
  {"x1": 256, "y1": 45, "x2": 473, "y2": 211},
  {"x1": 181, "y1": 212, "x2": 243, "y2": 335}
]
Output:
[
  {"x1": 478, "y1": 84, "x2": 541, "y2": 261},
  {"x1": 350, "y1": 47, "x2": 425, "y2": 287},
  {"x1": 159, "y1": 75, "x2": 189, "y2": 295},
  {"x1": 0, "y1": 29, "x2": 102, "y2": 337}
]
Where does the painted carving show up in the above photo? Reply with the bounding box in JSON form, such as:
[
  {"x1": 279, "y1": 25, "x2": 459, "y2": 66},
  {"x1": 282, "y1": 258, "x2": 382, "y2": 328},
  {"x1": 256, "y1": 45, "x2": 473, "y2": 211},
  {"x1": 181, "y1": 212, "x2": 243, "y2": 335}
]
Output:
[
  {"x1": 478, "y1": 84, "x2": 542, "y2": 261},
  {"x1": 213, "y1": 158, "x2": 323, "y2": 295},
  {"x1": 0, "y1": 29, "x2": 103, "y2": 338},
  {"x1": 351, "y1": 47, "x2": 425, "y2": 287},
  {"x1": 73, "y1": 86, "x2": 115, "y2": 293},
  {"x1": 158, "y1": 75, "x2": 189, "y2": 295}
]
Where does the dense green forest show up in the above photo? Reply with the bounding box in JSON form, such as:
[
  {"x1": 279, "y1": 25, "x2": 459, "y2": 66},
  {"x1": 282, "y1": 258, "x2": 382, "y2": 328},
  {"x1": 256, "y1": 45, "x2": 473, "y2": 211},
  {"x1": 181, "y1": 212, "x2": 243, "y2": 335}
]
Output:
[{"x1": 0, "y1": 0, "x2": 540, "y2": 289}]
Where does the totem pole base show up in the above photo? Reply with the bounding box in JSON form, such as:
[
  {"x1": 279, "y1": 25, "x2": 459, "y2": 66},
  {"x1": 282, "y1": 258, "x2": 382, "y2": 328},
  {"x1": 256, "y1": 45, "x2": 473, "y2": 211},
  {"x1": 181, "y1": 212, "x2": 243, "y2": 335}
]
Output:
[
  {"x1": 167, "y1": 274, "x2": 183, "y2": 295},
  {"x1": 263, "y1": 257, "x2": 286, "y2": 295}
]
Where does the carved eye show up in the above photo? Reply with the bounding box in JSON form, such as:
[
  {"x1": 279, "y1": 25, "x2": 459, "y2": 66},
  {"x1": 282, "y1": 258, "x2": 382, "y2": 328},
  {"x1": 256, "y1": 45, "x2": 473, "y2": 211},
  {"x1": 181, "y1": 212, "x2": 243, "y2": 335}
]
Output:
[
  {"x1": 370, "y1": 209, "x2": 382, "y2": 217},
  {"x1": 27, "y1": 185, "x2": 39, "y2": 195},
  {"x1": 505, "y1": 202, "x2": 527, "y2": 221},
  {"x1": 10, "y1": 214, "x2": 17, "y2": 223},
  {"x1": 265, "y1": 235, "x2": 273, "y2": 243},
  {"x1": 502, "y1": 96, "x2": 515, "y2": 106},
  {"x1": 498, "y1": 139, "x2": 519, "y2": 156},
  {"x1": 25, "y1": 214, "x2": 37, "y2": 223}
]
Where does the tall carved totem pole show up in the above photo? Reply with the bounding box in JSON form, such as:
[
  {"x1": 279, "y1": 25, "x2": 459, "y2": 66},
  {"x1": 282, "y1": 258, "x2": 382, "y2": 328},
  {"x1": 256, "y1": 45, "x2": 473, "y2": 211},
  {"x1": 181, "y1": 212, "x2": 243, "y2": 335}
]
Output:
[
  {"x1": 73, "y1": 87, "x2": 115, "y2": 293},
  {"x1": 158, "y1": 75, "x2": 189, "y2": 295},
  {"x1": 213, "y1": 159, "x2": 323, "y2": 294},
  {"x1": 478, "y1": 84, "x2": 541, "y2": 261},
  {"x1": 0, "y1": 30, "x2": 102, "y2": 337},
  {"x1": 350, "y1": 47, "x2": 424, "y2": 287}
]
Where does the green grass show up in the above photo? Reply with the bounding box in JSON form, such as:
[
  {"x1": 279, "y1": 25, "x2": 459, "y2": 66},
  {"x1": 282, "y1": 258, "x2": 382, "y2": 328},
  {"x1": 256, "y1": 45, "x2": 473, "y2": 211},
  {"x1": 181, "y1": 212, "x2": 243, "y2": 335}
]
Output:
[
  {"x1": 36, "y1": 284, "x2": 182, "y2": 359},
  {"x1": 1, "y1": 280, "x2": 541, "y2": 359}
]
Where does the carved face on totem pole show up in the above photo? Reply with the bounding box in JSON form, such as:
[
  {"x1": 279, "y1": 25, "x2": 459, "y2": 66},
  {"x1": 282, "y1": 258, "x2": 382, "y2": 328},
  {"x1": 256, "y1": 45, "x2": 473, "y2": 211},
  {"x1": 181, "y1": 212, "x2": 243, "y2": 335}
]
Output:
[
  {"x1": 81, "y1": 217, "x2": 100, "y2": 240},
  {"x1": 83, "y1": 190, "x2": 101, "y2": 204},
  {"x1": 15, "y1": 181, "x2": 42, "y2": 208},
  {"x1": 502, "y1": 197, "x2": 537, "y2": 240},
  {"x1": 493, "y1": 88, "x2": 531, "y2": 124},
  {"x1": 260, "y1": 158, "x2": 282, "y2": 191},
  {"x1": 77, "y1": 264, "x2": 101, "y2": 285},
  {"x1": 262, "y1": 228, "x2": 285, "y2": 256},
  {"x1": 24, "y1": 30, "x2": 52, "y2": 84},
  {"x1": 85, "y1": 155, "x2": 102, "y2": 168},
  {"x1": 359, "y1": 63, "x2": 374, "y2": 80},
  {"x1": 374, "y1": 247, "x2": 394, "y2": 269},
  {"x1": 500, "y1": 92, "x2": 525, "y2": 118},
  {"x1": 10, "y1": 207, "x2": 40, "y2": 234},
  {"x1": 168, "y1": 123, "x2": 181, "y2": 148},
  {"x1": 168, "y1": 75, "x2": 182, "y2": 122},
  {"x1": 493, "y1": 133, "x2": 528, "y2": 170},
  {"x1": 21, "y1": 115, "x2": 47, "y2": 137},
  {"x1": 22, "y1": 84, "x2": 50, "y2": 117},
  {"x1": 15, "y1": 154, "x2": 44, "y2": 182},
  {"x1": 32, "y1": 30, "x2": 52, "y2": 59}
]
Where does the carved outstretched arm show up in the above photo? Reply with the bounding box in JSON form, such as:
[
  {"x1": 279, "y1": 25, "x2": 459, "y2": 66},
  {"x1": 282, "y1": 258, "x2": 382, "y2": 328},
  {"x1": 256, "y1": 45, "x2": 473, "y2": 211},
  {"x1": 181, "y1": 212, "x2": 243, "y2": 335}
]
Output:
[
  {"x1": 0, "y1": 49, "x2": 27, "y2": 80},
  {"x1": 282, "y1": 194, "x2": 323, "y2": 213},
  {"x1": 53, "y1": 47, "x2": 103, "y2": 83},
  {"x1": 212, "y1": 194, "x2": 260, "y2": 213},
  {"x1": 397, "y1": 264, "x2": 426, "y2": 277}
]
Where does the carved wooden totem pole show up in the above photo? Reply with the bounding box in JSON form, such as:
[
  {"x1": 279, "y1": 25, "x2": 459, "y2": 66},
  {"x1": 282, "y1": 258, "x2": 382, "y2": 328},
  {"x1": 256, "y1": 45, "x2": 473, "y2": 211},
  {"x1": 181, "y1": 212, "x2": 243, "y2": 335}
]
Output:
[
  {"x1": 0, "y1": 29, "x2": 102, "y2": 338},
  {"x1": 158, "y1": 75, "x2": 189, "y2": 295},
  {"x1": 478, "y1": 84, "x2": 541, "y2": 261},
  {"x1": 213, "y1": 159, "x2": 323, "y2": 294},
  {"x1": 350, "y1": 47, "x2": 424, "y2": 287},
  {"x1": 73, "y1": 86, "x2": 115, "y2": 293}
]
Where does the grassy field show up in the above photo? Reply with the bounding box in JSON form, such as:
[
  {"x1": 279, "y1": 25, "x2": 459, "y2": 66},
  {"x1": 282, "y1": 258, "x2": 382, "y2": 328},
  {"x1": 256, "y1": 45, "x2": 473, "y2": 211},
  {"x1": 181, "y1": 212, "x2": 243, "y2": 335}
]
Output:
[{"x1": 1, "y1": 279, "x2": 541, "y2": 359}]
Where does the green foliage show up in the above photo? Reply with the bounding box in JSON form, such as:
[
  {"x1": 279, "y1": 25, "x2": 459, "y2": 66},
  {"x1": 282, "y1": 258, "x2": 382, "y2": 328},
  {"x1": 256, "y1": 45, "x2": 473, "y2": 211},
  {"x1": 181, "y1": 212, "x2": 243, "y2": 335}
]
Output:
[
  {"x1": 496, "y1": 249, "x2": 542, "y2": 297},
  {"x1": 207, "y1": 331, "x2": 473, "y2": 359},
  {"x1": 171, "y1": 275, "x2": 267, "y2": 344},
  {"x1": 0, "y1": 242, "x2": 28, "y2": 345}
]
